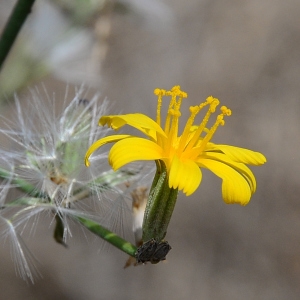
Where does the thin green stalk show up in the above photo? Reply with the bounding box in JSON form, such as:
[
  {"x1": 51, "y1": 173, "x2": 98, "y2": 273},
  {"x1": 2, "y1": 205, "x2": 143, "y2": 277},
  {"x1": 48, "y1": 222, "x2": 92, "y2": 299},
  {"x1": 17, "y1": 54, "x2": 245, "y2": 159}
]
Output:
[
  {"x1": 76, "y1": 216, "x2": 137, "y2": 257},
  {"x1": 0, "y1": 166, "x2": 137, "y2": 257},
  {"x1": 0, "y1": 0, "x2": 36, "y2": 71},
  {"x1": 0, "y1": 166, "x2": 40, "y2": 197}
]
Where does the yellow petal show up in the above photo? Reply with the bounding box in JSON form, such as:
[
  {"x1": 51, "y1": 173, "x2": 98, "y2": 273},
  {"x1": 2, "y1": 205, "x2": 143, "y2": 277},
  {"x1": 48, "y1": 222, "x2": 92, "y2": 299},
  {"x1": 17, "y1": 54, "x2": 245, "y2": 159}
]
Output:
[
  {"x1": 199, "y1": 159, "x2": 252, "y2": 205},
  {"x1": 100, "y1": 114, "x2": 167, "y2": 140},
  {"x1": 85, "y1": 134, "x2": 131, "y2": 167},
  {"x1": 200, "y1": 152, "x2": 256, "y2": 193},
  {"x1": 109, "y1": 137, "x2": 163, "y2": 170},
  {"x1": 168, "y1": 155, "x2": 202, "y2": 196},
  {"x1": 207, "y1": 144, "x2": 266, "y2": 165}
]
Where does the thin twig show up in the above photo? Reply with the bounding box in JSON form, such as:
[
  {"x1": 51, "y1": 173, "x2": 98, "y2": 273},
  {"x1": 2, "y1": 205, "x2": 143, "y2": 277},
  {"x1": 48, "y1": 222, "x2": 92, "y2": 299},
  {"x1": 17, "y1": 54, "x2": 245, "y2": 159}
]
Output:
[
  {"x1": 0, "y1": 0, "x2": 36, "y2": 71},
  {"x1": 0, "y1": 166, "x2": 137, "y2": 257}
]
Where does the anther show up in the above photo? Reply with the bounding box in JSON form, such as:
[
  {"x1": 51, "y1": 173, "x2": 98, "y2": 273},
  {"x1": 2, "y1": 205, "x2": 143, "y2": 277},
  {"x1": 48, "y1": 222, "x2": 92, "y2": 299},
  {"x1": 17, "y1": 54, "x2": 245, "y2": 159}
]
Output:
[
  {"x1": 221, "y1": 106, "x2": 232, "y2": 116},
  {"x1": 216, "y1": 115, "x2": 225, "y2": 126},
  {"x1": 209, "y1": 99, "x2": 220, "y2": 113},
  {"x1": 154, "y1": 89, "x2": 166, "y2": 96},
  {"x1": 189, "y1": 106, "x2": 199, "y2": 114}
]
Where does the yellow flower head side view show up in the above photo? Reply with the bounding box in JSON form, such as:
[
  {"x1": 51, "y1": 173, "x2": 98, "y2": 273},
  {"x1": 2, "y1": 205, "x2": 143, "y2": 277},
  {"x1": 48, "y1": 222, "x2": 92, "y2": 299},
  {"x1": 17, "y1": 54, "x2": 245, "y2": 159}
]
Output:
[{"x1": 85, "y1": 86, "x2": 266, "y2": 205}]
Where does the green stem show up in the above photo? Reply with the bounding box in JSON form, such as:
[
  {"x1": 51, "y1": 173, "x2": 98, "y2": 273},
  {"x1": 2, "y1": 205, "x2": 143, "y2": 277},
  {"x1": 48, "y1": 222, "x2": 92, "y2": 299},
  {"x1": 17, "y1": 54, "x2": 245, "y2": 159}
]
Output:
[
  {"x1": 142, "y1": 161, "x2": 168, "y2": 238},
  {"x1": 76, "y1": 216, "x2": 137, "y2": 257},
  {"x1": 142, "y1": 160, "x2": 178, "y2": 242},
  {"x1": 0, "y1": 167, "x2": 41, "y2": 197},
  {"x1": 0, "y1": 0, "x2": 36, "y2": 71},
  {"x1": 0, "y1": 166, "x2": 137, "y2": 257}
]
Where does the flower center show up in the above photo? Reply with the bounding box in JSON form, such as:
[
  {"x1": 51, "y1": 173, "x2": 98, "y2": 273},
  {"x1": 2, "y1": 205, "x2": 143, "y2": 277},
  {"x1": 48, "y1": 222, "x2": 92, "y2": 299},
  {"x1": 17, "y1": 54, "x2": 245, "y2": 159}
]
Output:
[{"x1": 154, "y1": 86, "x2": 231, "y2": 160}]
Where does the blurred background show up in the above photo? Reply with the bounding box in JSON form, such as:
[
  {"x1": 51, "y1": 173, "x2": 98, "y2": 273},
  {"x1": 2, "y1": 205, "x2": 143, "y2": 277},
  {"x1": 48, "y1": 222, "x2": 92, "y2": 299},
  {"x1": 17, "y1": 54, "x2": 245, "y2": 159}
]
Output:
[{"x1": 0, "y1": 0, "x2": 300, "y2": 299}]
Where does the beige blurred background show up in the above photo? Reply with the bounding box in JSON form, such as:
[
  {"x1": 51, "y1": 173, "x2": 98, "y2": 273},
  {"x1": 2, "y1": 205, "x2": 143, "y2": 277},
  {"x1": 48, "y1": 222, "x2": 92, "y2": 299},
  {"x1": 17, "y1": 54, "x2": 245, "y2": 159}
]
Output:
[{"x1": 1, "y1": 0, "x2": 300, "y2": 299}]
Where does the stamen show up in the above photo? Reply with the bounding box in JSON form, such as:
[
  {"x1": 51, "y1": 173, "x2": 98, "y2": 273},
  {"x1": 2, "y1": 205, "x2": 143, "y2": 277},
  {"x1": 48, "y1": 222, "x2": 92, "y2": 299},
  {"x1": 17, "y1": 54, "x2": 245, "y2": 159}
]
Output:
[
  {"x1": 197, "y1": 106, "x2": 231, "y2": 153},
  {"x1": 185, "y1": 97, "x2": 219, "y2": 153},
  {"x1": 154, "y1": 86, "x2": 188, "y2": 154},
  {"x1": 163, "y1": 86, "x2": 187, "y2": 136},
  {"x1": 168, "y1": 86, "x2": 187, "y2": 99},
  {"x1": 166, "y1": 109, "x2": 181, "y2": 155},
  {"x1": 177, "y1": 106, "x2": 199, "y2": 154},
  {"x1": 164, "y1": 95, "x2": 175, "y2": 136},
  {"x1": 220, "y1": 106, "x2": 232, "y2": 116},
  {"x1": 154, "y1": 88, "x2": 166, "y2": 127}
]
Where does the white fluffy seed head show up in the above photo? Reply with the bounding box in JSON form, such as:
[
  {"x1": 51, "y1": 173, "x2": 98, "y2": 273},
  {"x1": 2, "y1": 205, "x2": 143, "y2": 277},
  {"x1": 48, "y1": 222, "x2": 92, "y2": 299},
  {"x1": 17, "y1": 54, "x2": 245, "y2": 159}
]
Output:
[{"x1": 0, "y1": 85, "x2": 147, "y2": 281}]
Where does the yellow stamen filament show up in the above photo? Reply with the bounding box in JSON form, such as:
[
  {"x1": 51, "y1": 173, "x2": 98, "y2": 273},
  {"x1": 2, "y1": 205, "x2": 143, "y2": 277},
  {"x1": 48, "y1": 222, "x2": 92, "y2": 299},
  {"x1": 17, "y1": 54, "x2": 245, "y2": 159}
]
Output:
[
  {"x1": 154, "y1": 88, "x2": 230, "y2": 161},
  {"x1": 184, "y1": 97, "x2": 219, "y2": 154},
  {"x1": 155, "y1": 86, "x2": 187, "y2": 155},
  {"x1": 168, "y1": 87, "x2": 187, "y2": 155},
  {"x1": 164, "y1": 87, "x2": 180, "y2": 135},
  {"x1": 177, "y1": 105, "x2": 200, "y2": 154},
  {"x1": 154, "y1": 88, "x2": 165, "y2": 127},
  {"x1": 197, "y1": 106, "x2": 231, "y2": 153}
]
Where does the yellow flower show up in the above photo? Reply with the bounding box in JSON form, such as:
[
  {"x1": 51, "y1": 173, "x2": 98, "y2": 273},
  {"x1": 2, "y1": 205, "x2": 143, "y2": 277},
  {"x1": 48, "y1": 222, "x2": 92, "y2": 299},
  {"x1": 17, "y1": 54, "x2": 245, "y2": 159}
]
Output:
[{"x1": 85, "y1": 86, "x2": 266, "y2": 205}]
